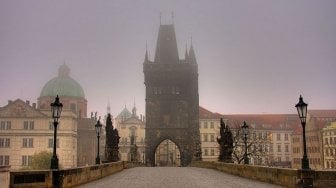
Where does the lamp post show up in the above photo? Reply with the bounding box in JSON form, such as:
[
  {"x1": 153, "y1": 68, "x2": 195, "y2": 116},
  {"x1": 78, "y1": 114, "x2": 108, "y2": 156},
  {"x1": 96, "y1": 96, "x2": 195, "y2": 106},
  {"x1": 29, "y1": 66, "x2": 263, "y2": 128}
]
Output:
[
  {"x1": 50, "y1": 95, "x2": 63, "y2": 170},
  {"x1": 242, "y1": 121, "x2": 249, "y2": 164},
  {"x1": 95, "y1": 119, "x2": 102, "y2": 165},
  {"x1": 295, "y1": 95, "x2": 310, "y2": 169}
]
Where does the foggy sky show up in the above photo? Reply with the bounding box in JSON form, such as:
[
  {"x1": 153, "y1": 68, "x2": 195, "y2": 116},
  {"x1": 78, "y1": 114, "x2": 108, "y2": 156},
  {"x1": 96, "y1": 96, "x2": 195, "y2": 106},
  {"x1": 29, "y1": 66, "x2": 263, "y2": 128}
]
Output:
[{"x1": 1, "y1": 0, "x2": 335, "y2": 118}]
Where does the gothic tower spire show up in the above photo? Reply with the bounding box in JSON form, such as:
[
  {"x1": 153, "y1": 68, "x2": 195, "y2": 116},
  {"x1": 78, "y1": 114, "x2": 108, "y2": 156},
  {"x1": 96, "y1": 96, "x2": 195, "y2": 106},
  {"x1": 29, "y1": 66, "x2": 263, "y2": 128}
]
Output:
[
  {"x1": 188, "y1": 37, "x2": 197, "y2": 64},
  {"x1": 154, "y1": 23, "x2": 179, "y2": 64},
  {"x1": 144, "y1": 44, "x2": 149, "y2": 63},
  {"x1": 185, "y1": 42, "x2": 189, "y2": 60}
]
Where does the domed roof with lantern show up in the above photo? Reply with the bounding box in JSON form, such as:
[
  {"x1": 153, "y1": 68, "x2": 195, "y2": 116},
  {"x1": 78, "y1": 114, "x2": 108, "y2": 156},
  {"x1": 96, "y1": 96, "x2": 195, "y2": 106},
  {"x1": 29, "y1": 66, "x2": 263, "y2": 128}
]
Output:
[{"x1": 40, "y1": 64, "x2": 85, "y2": 98}]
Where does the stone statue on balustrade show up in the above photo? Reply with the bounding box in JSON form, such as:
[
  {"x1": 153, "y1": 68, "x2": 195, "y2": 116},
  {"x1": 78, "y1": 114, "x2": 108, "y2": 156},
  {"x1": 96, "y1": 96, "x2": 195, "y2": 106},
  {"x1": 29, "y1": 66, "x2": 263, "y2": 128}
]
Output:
[
  {"x1": 105, "y1": 113, "x2": 120, "y2": 162},
  {"x1": 129, "y1": 135, "x2": 138, "y2": 162},
  {"x1": 217, "y1": 118, "x2": 233, "y2": 163}
]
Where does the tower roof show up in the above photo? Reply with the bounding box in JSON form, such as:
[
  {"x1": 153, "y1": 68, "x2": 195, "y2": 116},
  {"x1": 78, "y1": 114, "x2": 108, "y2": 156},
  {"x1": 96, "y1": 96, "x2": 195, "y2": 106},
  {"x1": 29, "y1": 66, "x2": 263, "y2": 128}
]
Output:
[
  {"x1": 117, "y1": 106, "x2": 132, "y2": 119},
  {"x1": 188, "y1": 40, "x2": 197, "y2": 64},
  {"x1": 154, "y1": 24, "x2": 179, "y2": 64}
]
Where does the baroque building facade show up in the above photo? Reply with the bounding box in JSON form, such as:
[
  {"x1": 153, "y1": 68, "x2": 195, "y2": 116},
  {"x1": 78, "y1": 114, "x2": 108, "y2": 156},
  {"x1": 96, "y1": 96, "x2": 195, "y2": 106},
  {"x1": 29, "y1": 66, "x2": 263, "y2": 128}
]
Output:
[
  {"x1": 322, "y1": 121, "x2": 336, "y2": 169},
  {"x1": 0, "y1": 99, "x2": 77, "y2": 169},
  {"x1": 292, "y1": 110, "x2": 336, "y2": 169},
  {"x1": 223, "y1": 114, "x2": 296, "y2": 167},
  {"x1": 0, "y1": 64, "x2": 99, "y2": 169},
  {"x1": 115, "y1": 105, "x2": 146, "y2": 162},
  {"x1": 199, "y1": 107, "x2": 222, "y2": 161}
]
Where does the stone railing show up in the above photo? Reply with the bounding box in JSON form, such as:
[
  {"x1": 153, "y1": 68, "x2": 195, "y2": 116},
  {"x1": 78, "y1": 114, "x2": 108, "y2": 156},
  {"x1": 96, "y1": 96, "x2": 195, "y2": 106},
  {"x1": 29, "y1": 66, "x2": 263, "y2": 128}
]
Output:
[
  {"x1": 10, "y1": 161, "x2": 125, "y2": 188},
  {"x1": 190, "y1": 161, "x2": 336, "y2": 188}
]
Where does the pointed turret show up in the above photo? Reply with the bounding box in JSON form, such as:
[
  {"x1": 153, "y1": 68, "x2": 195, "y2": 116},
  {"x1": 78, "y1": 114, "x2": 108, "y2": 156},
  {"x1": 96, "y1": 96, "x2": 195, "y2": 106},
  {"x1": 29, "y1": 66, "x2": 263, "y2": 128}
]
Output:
[
  {"x1": 188, "y1": 40, "x2": 197, "y2": 64},
  {"x1": 154, "y1": 24, "x2": 179, "y2": 64},
  {"x1": 132, "y1": 102, "x2": 137, "y2": 117},
  {"x1": 185, "y1": 42, "x2": 189, "y2": 61},
  {"x1": 144, "y1": 48, "x2": 149, "y2": 63}
]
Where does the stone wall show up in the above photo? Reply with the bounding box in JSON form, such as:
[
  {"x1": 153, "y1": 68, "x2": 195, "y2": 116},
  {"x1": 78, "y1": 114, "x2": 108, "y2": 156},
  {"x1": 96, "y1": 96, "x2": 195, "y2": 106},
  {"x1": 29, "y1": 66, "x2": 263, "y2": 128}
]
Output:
[
  {"x1": 10, "y1": 161, "x2": 125, "y2": 188},
  {"x1": 191, "y1": 161, "x2": 336, "y2": 188},
  {"x1": 0, "y1": 166, "x2": 10, "y2": 188}
]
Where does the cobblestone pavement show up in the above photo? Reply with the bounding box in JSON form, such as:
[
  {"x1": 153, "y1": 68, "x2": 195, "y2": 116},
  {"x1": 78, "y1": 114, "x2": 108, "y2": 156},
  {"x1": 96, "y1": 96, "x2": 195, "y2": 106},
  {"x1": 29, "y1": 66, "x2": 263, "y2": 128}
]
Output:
[{"x1": 77, "y1": 167, "x2": 283, "y2": 188}]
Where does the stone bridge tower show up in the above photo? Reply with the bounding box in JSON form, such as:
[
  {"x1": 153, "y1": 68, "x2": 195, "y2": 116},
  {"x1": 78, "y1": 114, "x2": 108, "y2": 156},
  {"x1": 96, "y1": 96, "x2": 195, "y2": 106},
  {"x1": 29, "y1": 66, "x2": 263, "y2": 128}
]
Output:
[{"x1": 143, "y1": 23, "x2": 201, "y2": 166}]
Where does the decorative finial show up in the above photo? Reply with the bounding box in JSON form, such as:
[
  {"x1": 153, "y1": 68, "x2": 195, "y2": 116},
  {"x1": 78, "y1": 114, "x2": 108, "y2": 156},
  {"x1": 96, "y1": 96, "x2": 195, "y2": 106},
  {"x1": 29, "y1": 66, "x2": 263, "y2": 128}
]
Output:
[{"x1": 190, "y1": 35, "x2": 193, "y2": 46}]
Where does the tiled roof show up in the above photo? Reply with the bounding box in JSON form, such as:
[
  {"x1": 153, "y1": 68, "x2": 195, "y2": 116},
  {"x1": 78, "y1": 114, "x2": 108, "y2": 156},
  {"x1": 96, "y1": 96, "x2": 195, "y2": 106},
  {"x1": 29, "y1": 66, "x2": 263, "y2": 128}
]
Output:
[
  {"x1": 222, "y1": 114, "x2": 299, "y2": 130},
  {"x1": 199, "y1": 106, "x2": 222, "y2": 119},
  {"x1": 308, "y1": 110, "x2": 336, "y2": 118}
]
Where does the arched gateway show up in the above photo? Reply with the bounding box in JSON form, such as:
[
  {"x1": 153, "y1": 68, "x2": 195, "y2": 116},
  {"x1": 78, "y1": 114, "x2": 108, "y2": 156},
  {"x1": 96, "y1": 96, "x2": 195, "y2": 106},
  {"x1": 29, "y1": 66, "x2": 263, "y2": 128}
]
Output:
[{"x1": 143, "y1": 23, "x2": 201, "y2": 166}]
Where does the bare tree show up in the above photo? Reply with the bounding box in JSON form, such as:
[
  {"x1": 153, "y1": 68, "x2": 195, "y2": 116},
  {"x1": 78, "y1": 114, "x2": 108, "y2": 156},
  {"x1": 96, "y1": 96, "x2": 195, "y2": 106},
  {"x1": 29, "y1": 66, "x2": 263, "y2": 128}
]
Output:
[{"x1": 228, "y1": 120, "x2": 270, "y2": 165}]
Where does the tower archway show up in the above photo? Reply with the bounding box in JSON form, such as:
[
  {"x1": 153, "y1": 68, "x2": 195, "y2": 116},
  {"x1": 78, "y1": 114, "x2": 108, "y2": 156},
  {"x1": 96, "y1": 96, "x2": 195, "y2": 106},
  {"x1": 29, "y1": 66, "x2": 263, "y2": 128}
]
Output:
[{"x1": 155, "y1": 139, "x2": 181, "y2": 166}]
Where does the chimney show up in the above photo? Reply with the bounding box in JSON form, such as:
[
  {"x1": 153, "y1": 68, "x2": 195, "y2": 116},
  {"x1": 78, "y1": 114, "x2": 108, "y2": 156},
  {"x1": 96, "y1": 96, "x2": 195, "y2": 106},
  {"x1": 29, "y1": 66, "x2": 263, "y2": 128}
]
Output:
[
  {"x1": 26, "y1": 100, "x2": 30, "y2": 105},
  {"x1": 32, "y1": 103, "x2": 36, "y2": 109},
  {"x1": 8, "y1": 100, "x2": 12, "y2": 104}
]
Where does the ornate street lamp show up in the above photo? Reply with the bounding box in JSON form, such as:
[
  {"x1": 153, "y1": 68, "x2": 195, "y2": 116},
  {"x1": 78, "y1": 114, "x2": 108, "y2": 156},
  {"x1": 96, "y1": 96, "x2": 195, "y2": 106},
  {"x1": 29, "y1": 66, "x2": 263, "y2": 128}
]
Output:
[
  {"x1": 95, "y1": 118, "x2": 102, "y2": 164},
  {"x1": 242, "y1": 121, "x2": 249, "y2": 164},
  {"x1": 295, "y1": 95, "x2": 309, "y2": 169},
  {"x1": 50, "y1": 95, "x2": 63, "y2": 170}
]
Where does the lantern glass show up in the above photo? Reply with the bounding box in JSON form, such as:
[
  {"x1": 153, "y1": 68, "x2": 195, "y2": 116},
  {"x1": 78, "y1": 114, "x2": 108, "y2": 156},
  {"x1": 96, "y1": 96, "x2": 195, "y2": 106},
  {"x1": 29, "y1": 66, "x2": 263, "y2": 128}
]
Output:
[
  {"x1": 95, "y1": 120, "x2": 102, "y2": 135},
  {"x1": 295, "y1": 95, "x2": 308, "y2": 124},
  {"x1": 50, "y1": 95, "x2": 63, "y2": 121}
]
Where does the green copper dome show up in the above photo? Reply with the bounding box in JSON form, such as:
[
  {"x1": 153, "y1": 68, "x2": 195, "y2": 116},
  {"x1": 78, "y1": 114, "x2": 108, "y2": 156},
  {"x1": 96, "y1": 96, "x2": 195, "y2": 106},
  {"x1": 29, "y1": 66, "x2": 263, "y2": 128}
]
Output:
[
  {"x1": 117, "y1": 107, "x2": 132, "y2": 119},
  {"x1": 40, "y1": 64, "x2": 85, "y2": 98}
]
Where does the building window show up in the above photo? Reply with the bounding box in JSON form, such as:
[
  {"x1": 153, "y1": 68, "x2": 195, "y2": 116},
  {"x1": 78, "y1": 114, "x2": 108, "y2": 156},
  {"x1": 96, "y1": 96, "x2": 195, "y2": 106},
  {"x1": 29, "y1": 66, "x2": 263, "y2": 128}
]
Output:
[
  {"x1": 211, "y1": 149, "x2": 215, "y2": 156},
  {"x1": 204, "y1": 122, "x2": 208, "y2": 129},
  {"x1": 48, "y1": 139, "x2": 59, "y2": 148},
  {"x1": 203, "y1": 134, "x2": 208, "y2": 142},
  {"x1": 0, "y1": 121, "x2": 11, "y2": 130},
  {"x1": 171, "y1": 86, "x2": 180, "y2": 95},
  {"x1": 277, "y1": 157, "x2": 281, "y2": 162},
  {"x1": 286, "y1": 157, "x2": 289, "y2": 162},
  {"x1": 270, "y1": 145, "x2": 273, "y2": 152},
  {"x1": 23, "y1": 121, "x2": 34, "y2": 130},
  {"x1": 0, "y1": 138, "x2": 10, "y2": 148},
  {"x1": 210, "y1": 134, "x2": 215, "y2": 142},
  {"x1": 210, "y1": 122, "x2": 214, "y2": 129},
  {"x1": 22, "y1": 156, "x2": 32, "y2": 166},
  {"x1": 285, "y1": 145, "x2": 289, "y2": 152},
  {"x1": 204, "y1": 149, "x2": 208, "y2": 156},
  {"x1": 277, "y1": 144, "x2": 281, "y2": 152},
  {"x1": 0, "y1": 156, "x2": 9, "y2": 166},
  {"x1": 276, "y1": 134, "x2": 281, "y2": 141},
  {"x1": 285, "y1": 134, "x2": 288, "y2": 141},
  {"x1": 23, "y1": 138, "x2": 33, "y2": 148}
]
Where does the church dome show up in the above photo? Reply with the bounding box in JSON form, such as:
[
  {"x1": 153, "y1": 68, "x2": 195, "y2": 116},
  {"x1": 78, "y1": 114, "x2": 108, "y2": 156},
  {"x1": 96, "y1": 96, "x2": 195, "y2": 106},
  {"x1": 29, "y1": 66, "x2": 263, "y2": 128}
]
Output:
[
  {"x1": 40, "y1": 64, "x2": 85, "y2": 98},
  {"x1": 117, "y1": 107, "x2": 132, "y2": 119}
]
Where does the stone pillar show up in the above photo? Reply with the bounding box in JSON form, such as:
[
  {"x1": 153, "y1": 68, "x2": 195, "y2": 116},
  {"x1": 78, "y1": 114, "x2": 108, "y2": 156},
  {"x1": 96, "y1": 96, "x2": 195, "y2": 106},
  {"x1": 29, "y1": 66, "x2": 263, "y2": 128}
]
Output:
[
  {"x1": 0, "y1": 166, "x2": 10, "y2": 188},
  {"x1": 299, "y1": 169, "x2": 314, "y2": 188}
]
